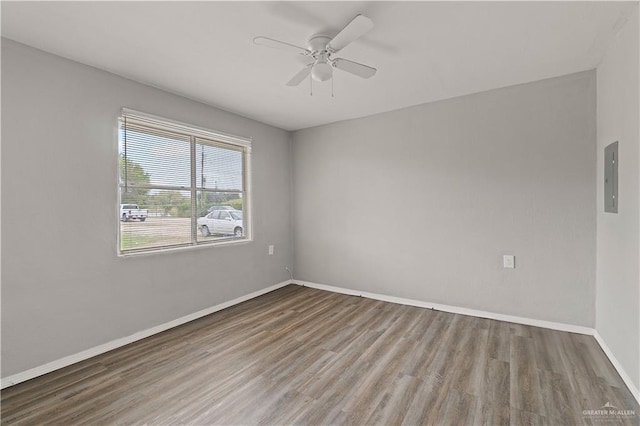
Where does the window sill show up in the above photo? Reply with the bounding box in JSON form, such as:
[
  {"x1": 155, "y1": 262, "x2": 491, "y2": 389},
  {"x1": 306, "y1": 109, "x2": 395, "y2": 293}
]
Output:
[{"x1": 117, "y1": 237, "x2": 252, "y2": 258}]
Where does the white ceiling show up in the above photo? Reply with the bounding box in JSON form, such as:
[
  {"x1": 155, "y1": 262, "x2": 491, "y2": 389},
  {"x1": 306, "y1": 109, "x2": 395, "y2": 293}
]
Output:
[{"x1": 2, "y1": 1, "x2": 636, "y2": 131}]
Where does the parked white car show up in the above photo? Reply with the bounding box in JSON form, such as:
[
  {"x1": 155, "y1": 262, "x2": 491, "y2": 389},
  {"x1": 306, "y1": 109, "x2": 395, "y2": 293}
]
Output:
[
  {"x1": 198, "y1": 209, "x2": 243, "y2": 237},
  {"x1": 120, "y1": 204, "x2": 148, "y2": 221},
  {"x1": 207, "y1": 205, "x2": 236, "y2": 213}
]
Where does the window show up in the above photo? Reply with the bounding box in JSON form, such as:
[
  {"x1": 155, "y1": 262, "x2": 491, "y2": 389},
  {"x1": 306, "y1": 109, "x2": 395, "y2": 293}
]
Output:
[{"x1": 118, "y1": 109, "x2": 251, "y2": 254}]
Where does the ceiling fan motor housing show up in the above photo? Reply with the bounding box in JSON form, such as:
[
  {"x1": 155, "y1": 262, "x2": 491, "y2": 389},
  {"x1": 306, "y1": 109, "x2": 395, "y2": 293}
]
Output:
[{"x1": 308, "y1": 35, "x2": 332, "y2": 53}]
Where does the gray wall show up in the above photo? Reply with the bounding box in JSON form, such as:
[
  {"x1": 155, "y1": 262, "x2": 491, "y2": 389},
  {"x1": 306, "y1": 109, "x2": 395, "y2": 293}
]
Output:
[
  {"x1": 1, "y1": 39, "x2": 293, "y2": 377},
  {"x1": 293, "y1": 71, "x2": 597, "y2": 327},
  {"x1": 596, "y1": 5, "x2": 639, "y2": 391}
]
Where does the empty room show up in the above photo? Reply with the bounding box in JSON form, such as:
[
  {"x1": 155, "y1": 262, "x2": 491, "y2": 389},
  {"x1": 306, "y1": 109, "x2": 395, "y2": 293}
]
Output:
[{"x1": 1, "y1": 1, "x2": 639, "y2": 425}]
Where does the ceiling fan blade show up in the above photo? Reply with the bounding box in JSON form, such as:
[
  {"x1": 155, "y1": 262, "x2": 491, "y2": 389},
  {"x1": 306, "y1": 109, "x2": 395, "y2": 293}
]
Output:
[
  {"x1": 327, "y1": 14, "x2": 374, "y2": 53},
  {"x1": 333, "y1": 58, "x2": 377, "y2": 79},
  {"x1": 286, "y1": 64, "x2": 313, "y2": 86},
  {"x1": 253, "y1": 36, "x2": 310, "y2": 56}
]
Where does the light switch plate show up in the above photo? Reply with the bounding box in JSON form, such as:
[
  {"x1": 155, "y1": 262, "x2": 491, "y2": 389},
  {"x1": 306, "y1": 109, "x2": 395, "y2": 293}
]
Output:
[
  {"x1": 503, "y1": 255, "x2": 515, "y2": 269},
  {"x1": 268, "y1": 245, "x2": 274, "y2": 255}
]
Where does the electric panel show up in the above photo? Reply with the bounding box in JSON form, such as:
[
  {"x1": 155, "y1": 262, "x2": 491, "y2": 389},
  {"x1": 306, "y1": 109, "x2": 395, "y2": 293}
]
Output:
[{"x1": 604, "y1": 141, "x2": 618, "y2": 213}]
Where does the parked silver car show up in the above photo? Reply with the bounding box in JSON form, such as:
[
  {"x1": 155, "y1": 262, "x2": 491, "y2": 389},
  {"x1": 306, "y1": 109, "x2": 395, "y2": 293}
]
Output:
[{"x1": 198, "y1": 209, "x2": 243, "y2": 237}]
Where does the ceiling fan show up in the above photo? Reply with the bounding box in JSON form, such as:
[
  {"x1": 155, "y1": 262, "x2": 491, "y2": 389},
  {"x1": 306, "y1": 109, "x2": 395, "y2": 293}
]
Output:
[{"x1": 253, "y1": 14, "x2": 377, "y2": 87}]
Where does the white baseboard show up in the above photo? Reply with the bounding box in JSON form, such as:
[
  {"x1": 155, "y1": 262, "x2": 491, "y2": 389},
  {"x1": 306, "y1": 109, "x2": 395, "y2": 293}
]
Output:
[
  {"x1": 593, "y1": 331, "x2": 640, "y2": 405},
  {"x1": 1, "y1": 280, "x2": 292, "y2": 389},
  {"x1": 295, "y1": 280, "x2": 594, "y2": 335},
  {"x1": 4, "y1": 278, "x2": 638, "y2": 407},
  {"x1": 296, "y1": 279, "x2": 640, "y2": 405}
]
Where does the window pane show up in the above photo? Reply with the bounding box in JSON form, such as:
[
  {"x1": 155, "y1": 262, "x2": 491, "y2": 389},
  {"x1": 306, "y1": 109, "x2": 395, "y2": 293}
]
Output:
[
  {"x1": 120, "y1": 121, "x2": 191, "y2": 188},
  {"x1": 120, "y1": 189, "x2": 192, "y2": 252},
  {"x1": 196, "y1": 191, "x2": 244, "y2": 242},
  {"x1": 195, "y1": 139, "x2": 243, "y2": 191}
]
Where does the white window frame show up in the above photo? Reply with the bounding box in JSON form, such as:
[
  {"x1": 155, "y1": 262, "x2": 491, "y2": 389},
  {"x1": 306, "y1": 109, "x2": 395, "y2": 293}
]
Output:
[{"x1": 117, "y1": 108, "x2": 252, "y2": 256}]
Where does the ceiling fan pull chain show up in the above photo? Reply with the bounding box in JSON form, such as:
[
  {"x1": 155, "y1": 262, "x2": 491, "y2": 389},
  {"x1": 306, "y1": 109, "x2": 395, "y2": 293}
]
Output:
[
  {"x1": 332, "y1": 77, "x2": 334, "y2": 98},
  {"x1": 310, "y1": 74, "x2": 313, "y2": 96}
]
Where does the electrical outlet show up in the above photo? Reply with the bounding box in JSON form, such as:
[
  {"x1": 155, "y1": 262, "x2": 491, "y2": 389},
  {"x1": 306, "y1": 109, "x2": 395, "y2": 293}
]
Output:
[
  {"x1": 503, "y1": 255, "x2": 515, "y2": 269},
  {"x1": 268, "y1": 245, "x2": 274, "y2": 255}
]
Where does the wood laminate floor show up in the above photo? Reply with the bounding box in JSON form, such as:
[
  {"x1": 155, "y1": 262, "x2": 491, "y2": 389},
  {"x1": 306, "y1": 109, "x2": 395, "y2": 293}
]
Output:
[{"x1": 1, "y1": 285, "x2": 638, "y2": 425}]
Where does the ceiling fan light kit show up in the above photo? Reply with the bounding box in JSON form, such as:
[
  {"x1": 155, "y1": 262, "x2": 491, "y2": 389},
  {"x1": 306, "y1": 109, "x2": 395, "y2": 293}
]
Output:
[
  {"x1": 311, "y1": 53, "x2": 333, "y2": 82},
  {"x1": 253, "y1": 14, "x2": 377, "y2": 95}
]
